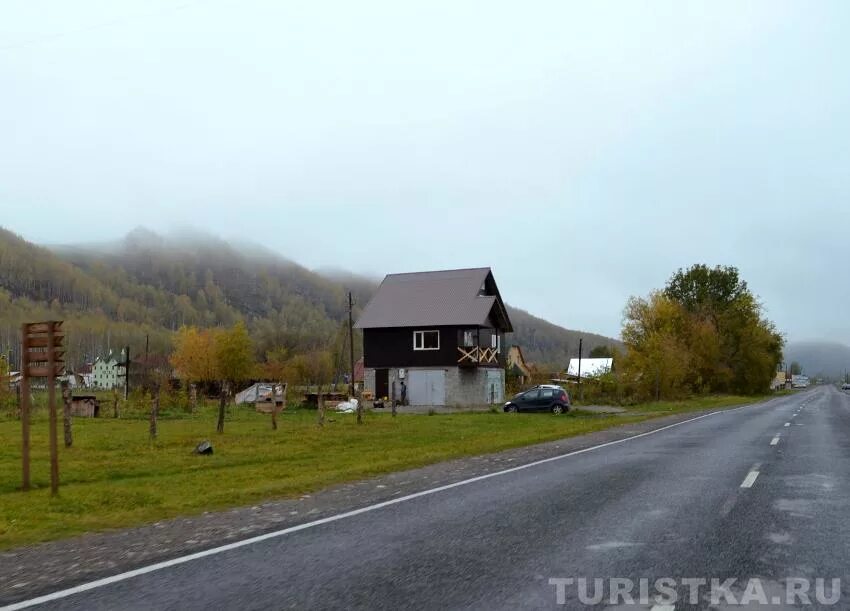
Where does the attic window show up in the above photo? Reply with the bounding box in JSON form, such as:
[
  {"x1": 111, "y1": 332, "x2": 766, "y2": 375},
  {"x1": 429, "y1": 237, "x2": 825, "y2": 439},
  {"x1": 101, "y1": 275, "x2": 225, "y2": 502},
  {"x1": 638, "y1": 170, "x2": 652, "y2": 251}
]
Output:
[{"x1": 413, "y1": 330, "x2": 440, "y2": 351}]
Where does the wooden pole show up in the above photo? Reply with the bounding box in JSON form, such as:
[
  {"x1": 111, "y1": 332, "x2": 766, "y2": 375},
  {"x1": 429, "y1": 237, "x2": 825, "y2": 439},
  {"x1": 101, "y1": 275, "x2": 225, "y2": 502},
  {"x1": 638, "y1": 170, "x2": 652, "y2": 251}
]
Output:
[
  {"x1": 61, "y1": 381, "x2": 73, "y2": 448},
  {"x1": 47, "y1": 322, "x2": 59, "y2": 496},
  {"x1": 577, "y1": 338, "x2": 583, "y2": 403},
  {"x1": 123, "y1": 345, "x2": 130, "y2": 401},
  {"x1": 317, "y1": 386, "x2": 325, "y2": 427},
  {"x1": 349, "y1": 292, "x2": 363, "y2": 425},
  {"x1": 216, "y1": 381, "x2": 227, "y2": 433},
  {"x1": 149, "y1": 383, "x2": 159, "y2": 440},
  {"x1": 20, "y1": 324, "x2": 30, "y2": 492}
]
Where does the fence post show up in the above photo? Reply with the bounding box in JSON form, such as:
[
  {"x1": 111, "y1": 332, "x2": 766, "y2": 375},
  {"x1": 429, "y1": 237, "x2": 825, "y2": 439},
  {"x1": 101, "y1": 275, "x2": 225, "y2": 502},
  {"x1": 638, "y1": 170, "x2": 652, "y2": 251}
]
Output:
[{"x1": 61, "y1": 381, "x2": 73, "y2": 448}]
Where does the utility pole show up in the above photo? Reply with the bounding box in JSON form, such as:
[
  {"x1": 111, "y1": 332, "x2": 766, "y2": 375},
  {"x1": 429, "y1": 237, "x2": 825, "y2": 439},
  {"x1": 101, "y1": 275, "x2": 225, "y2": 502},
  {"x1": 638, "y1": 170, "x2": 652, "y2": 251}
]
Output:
[
  {"x1": 123, "y1": 345, "x2": 130, "y2": 401},
  {"x1": 577, "y1": 338, "x2": 583, "y2": 403},
  {"x1": 349, "y1": 292, "x2": 362, "y2": 424}
]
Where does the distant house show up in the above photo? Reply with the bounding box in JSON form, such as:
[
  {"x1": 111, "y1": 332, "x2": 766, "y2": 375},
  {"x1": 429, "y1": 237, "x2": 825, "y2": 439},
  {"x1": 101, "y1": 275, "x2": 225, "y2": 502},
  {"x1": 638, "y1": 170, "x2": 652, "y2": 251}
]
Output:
[
  {"x1": 76, "y1": 363, "x2": 94, "y2": 388},
  {"x1": 506, "y1": 345, "x2": 532, "y2": 385},
  {"x1": 355, "y1": 267, "x2": 513, "y2": 406},
  {"x1": 92, "y1": 350, "x2": 125, "y2": 390},
  {"x1": 566, "y1": 357, "x2": 613, "y2": 380}
]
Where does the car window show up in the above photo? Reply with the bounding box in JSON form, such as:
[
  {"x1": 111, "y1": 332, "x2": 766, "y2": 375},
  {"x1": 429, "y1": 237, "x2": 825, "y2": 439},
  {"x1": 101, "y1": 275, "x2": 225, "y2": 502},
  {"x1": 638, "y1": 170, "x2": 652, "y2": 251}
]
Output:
[
  {"x1": 523, "y1": 389, "x2": 540, "y2": 400},
  {"x1": 541, "y1": 389, "x2": 555, "y2": 399}
]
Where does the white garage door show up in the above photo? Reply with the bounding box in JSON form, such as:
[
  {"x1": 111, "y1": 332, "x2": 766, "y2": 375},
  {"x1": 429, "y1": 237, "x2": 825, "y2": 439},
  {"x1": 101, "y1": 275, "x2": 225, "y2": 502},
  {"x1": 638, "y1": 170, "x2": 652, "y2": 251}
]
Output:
[
  {"x1": 407, "y1": 370, "x2": 446, "y2": 406},
  {"x1": 486, "y1": 369, "x2": 503, "y2": 404}
]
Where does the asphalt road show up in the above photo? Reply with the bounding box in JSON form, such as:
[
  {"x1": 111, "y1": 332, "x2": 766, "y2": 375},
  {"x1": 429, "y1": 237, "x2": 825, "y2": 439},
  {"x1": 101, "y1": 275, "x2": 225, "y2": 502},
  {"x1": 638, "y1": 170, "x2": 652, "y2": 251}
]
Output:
[{"x1": 8, "y1": 386, "x2": 850, "y2": 610}]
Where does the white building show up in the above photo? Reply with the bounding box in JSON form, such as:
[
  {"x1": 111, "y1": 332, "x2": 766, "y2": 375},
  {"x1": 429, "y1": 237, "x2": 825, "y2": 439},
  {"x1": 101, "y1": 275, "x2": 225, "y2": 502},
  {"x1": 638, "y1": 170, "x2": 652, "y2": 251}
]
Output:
[
  {"x1": 566, "y1": 357, "x2": 613, "y2": 379},
  {"x1": 92, "y1": 350, "x2": 125, "y2": 389}
]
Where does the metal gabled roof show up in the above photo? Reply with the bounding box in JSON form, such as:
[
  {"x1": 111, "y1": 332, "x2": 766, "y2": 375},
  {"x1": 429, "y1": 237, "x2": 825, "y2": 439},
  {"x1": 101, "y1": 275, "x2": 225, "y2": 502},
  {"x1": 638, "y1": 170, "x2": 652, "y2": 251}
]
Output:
[{"x1": 355, "y1": 267, "x2": 512, "y2": 331}]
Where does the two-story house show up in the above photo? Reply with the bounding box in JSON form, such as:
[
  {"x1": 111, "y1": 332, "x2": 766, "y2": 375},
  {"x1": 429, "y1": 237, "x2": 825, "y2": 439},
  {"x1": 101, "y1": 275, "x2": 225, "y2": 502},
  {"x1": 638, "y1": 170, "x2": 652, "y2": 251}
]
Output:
[{"x1": 355, "y1": 268, "x2": 513, "y2": 407}]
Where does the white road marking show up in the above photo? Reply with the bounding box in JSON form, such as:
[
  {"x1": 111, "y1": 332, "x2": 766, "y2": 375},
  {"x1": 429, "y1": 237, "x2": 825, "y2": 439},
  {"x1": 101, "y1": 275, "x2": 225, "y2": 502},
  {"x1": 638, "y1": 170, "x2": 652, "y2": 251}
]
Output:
[
  {"x1": 650, "y1": 605, "x2": 676, "y2": 611},
  {"x1": 784, "y1": 422, "x2": 790, "y2": 427},
  {"x1": 770, "y1": 436, "x2": 780, "y2": 446},
  {"x1": 741, "y1": 470, "x2": 760, "y2": 488},
  {"x1": 2, "y1": 408, "x2": 755, "y2": 611}
]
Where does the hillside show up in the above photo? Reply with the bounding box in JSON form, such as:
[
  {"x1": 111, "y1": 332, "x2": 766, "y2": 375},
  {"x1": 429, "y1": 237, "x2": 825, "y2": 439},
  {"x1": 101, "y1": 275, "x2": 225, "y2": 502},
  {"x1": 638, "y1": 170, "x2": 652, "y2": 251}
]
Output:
[
  {"x1": 784, "y1": 341, "x2": 850, "y2": 380},
  {"x1": 0, "y1": 227, "x2": 618, "y2": 371}
]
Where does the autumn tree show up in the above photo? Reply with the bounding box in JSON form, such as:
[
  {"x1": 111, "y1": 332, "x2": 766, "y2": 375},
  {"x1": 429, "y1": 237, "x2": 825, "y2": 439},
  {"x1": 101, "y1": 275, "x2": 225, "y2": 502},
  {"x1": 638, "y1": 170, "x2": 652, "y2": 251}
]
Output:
[
  {"x1": 214, "y1": 322, "x2": 255, "y2": 433},
  {"x1": 170, "y1": 326, "x2": 219, "y2": 386},
  {"x1": 621, "y1": 265, "x2": 783, "y2": 399}
]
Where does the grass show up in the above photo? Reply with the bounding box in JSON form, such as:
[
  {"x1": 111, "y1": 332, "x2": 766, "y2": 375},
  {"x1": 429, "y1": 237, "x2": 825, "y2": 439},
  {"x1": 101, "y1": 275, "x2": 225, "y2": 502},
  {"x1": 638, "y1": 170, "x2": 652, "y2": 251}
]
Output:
[{"x1": 0, "y1": 393, "x2": 764, "y2": 549}]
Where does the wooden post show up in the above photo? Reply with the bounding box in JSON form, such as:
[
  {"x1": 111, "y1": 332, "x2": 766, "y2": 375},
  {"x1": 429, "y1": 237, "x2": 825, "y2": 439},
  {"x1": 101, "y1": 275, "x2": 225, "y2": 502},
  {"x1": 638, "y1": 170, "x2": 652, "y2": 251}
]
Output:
[
  {"x1": 190, "y1": 383, "x2": 198, "y2": 413},
  {"x1": 47, "y1": 322, "x2": 59, "y2": 496},
  {"x1": 20, "y1": 324, "x2": 30, "y2": 491},
  {"x1": 149, "y1": 384, "x2": 159, "y2": 440},
  {"x1": 112, "y1": 388, "x2": 119, "y2": 418},
  {"x1": 216, "y1": 381, "x2": 227, "y2": 433},
  {"x1": 391, "y1": 380, "x2": 397, "y2": 417},
  {"x1": 317, "y1": 388, "x2": 325, "y2": 427},
  {"x1": 61, "y1": 381, "x2": 73, "y2": 448}
]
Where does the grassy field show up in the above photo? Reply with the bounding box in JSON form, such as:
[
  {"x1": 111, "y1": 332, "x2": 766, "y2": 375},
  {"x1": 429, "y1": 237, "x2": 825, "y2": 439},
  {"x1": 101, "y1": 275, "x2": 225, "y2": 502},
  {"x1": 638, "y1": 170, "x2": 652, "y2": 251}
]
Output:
[{"x1": 0, "y1": 394, "x2": 763, "y2": 549}]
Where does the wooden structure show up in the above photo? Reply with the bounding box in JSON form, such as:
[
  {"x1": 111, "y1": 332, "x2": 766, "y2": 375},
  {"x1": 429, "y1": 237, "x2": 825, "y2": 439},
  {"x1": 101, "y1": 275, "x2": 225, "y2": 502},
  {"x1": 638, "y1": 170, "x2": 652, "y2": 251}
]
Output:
[
  {"x1": 70, "y1": 395, "x2": 101, "y2": 418},
  {"x1": 21, "y1": 321, "x2": 65, "y2": 494}
]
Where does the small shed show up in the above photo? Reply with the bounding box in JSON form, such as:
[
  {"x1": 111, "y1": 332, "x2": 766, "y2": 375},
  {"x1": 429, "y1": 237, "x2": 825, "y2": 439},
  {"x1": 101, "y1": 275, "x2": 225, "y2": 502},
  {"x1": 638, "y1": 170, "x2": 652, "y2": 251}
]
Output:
[
  {"x1": 235, "y1": 382, "x2": 287, "y2": 413},
  {"x1": 71, "y1": 395, "x2": 100, "y2": 418}
]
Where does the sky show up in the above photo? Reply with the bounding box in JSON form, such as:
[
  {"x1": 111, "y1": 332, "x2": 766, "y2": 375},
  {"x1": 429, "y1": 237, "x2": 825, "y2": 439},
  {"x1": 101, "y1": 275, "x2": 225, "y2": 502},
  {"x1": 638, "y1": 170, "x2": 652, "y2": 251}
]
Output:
[{"x1": 2, "y1": 1, "x2": 849, "y2": 343}]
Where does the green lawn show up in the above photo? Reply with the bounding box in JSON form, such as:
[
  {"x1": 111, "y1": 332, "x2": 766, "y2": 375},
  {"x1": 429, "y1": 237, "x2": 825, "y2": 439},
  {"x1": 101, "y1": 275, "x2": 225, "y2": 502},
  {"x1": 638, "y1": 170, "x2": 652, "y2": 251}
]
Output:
[{"x1": 0, "y1": 394, "x2": 761, "y2": 549}]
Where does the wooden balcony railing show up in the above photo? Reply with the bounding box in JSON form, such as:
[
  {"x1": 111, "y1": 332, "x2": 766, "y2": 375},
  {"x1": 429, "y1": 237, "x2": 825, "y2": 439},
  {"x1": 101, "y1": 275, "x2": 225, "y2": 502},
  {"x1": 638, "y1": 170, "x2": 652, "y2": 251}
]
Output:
[{"x1": 457, "y1": 346, "x2": 499, "y2": 367}]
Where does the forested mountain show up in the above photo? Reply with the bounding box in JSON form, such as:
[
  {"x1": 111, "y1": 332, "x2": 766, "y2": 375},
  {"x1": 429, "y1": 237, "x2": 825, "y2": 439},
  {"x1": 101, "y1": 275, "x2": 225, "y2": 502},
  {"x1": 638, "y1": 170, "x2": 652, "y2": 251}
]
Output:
[{"x1": 0, "y1": 227, "x2": 617, "y2": 371}]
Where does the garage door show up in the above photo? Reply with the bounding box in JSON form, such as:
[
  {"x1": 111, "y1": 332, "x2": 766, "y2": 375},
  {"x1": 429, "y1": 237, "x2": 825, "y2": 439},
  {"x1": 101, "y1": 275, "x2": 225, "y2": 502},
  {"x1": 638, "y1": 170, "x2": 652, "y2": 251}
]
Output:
[
  {"x1": 407, "y1": 370, "x2": 446, "y2": 406},
  {"x1": 486, "y1": 369, "x2": 503, "y2": 404}
]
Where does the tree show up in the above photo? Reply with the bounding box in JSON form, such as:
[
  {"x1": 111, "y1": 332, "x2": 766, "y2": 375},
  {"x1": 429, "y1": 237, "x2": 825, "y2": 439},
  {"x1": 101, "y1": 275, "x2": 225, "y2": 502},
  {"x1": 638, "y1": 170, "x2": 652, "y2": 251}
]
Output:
[
  {"x1": 621, "y1": 265, "x2": 783, "y2": 398},
  {"x1": 589, "y1": 345, "x2": 613, "y2": 358},
  {"x1": 214, "y1": 322, "x2": 255, "y2": 433},
  {"x1": 170, "y1": 326, "x2": 219, "y2": 385}
]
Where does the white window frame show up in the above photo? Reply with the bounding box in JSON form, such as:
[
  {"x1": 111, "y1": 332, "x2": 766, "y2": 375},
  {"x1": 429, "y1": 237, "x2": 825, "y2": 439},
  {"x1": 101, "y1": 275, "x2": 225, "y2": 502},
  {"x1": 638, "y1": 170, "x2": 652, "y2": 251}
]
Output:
[
  {"x1": 491, "y1": 333, "x2": 501, "y2": 353},
  {"x1": 413, "y1": 330, "x2": 440, "y2": 351}
]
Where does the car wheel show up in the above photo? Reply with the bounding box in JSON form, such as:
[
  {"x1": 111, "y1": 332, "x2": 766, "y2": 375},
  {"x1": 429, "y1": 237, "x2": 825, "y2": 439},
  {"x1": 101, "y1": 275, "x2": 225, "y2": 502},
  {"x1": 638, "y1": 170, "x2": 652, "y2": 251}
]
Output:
[
  {"x1": 551, "y1": 404, "x2": 564, "y2": 415},
  {"x1": 505, "y1": 404, "x2": 518, "y2": 413}
]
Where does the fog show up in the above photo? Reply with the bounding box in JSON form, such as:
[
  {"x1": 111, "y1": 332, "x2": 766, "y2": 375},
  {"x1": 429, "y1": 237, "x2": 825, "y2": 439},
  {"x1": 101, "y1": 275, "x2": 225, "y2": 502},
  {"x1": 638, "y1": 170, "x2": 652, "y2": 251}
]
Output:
[{"x1": 2, "y1": 1, "x2": 849, "y2": 342}]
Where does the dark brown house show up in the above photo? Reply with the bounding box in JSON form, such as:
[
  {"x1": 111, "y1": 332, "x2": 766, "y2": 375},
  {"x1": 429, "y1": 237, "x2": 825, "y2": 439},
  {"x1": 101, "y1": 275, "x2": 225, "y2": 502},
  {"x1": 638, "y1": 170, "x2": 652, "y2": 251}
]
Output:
[{"x1": 355, "y1": 268, "x2": 513, "y2": 406}]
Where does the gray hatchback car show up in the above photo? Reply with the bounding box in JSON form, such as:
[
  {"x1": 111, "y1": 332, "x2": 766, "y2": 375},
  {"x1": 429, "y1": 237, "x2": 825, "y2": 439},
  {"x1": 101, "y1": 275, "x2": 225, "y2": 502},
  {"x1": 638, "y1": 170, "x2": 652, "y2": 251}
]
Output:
[{"x1": 504, "y1": 385, "x2": 571, "y2": 415}]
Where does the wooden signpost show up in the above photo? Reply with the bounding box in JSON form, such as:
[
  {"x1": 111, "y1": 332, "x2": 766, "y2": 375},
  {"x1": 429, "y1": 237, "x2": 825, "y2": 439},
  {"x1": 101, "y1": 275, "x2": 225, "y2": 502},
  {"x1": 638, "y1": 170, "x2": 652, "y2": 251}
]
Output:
[{"x1": 21, "y1": 321, "x2": 64, "y2": 495}]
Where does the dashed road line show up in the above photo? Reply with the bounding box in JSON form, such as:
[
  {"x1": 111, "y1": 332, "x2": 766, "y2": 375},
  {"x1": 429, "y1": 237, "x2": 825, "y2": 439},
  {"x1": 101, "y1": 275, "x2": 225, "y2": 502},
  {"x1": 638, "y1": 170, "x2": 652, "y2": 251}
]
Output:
[
  {"x1": 741, "y1": 464, "x2": 761, "y2": 488},
  {"x1": 770, "y1": 436, "x2": 780, "y2": 446}
]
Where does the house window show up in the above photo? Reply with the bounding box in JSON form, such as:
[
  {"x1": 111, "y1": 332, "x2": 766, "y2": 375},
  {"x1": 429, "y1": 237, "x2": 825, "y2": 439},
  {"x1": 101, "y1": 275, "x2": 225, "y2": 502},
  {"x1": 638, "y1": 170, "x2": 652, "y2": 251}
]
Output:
[
  {"x1": 413, "y1": 330, "x2": 440, "y2": 351},
  {"x1": 462, "y1": 330, "x2": 476, "y2": 347}
]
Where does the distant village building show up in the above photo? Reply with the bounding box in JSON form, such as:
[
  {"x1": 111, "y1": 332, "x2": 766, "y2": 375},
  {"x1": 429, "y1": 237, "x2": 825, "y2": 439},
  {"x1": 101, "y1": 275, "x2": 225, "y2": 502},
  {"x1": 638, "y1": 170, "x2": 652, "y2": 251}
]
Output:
[
  {"x1": 92, "y1": 350, "x2": 125, "y2": 390},
  {"x1": 566, "y1": 357, "x2": 613, "y2": 380},
  {"x1": 355, "y1": 268, "x2": 513, "y2": 407},
  {"x1": 506, "y1": 345, "x2": 532, "y2": 385},
  {"x1": 76, "y1": 363, "x2": 94, "y2": 389}
]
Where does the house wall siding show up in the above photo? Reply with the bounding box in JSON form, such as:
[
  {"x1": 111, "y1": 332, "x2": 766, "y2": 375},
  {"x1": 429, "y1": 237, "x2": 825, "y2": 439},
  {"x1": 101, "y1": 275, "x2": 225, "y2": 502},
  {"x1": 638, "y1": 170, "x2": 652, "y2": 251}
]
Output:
[{"x1": 363, "y1": 326, "x2": 505, "y2": 369}]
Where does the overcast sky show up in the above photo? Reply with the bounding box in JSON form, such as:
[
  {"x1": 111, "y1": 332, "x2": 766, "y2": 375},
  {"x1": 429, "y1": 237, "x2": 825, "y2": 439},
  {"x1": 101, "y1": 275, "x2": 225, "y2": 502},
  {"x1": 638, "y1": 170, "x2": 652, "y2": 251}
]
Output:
[{"x1": 2, "y1": 1, "x2": 849, "y2": 343}]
